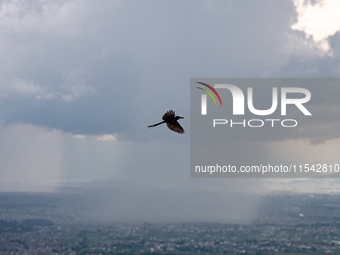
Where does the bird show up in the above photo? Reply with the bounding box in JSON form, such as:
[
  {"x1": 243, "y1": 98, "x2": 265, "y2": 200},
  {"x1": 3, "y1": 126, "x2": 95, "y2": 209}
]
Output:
[{"x1": 148, "y1": 110, "x2": 185, "y2": 134}]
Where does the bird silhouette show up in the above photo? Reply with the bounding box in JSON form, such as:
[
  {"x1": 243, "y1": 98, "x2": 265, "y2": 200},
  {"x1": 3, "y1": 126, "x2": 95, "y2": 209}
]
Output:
[{"x1": 148, "y1": 110, "x2": 185, "y2": 134}]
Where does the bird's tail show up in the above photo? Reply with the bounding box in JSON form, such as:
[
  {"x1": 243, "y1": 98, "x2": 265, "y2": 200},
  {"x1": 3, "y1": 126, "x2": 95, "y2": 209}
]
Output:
[{"x1": 147, "y1": 121, "x2": 165, "y2": 128}]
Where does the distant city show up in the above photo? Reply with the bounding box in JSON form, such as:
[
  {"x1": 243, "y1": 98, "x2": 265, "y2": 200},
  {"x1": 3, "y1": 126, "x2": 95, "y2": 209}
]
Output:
[{"x1": 1, "y1": 192, "x2": 340, "y2": 254}]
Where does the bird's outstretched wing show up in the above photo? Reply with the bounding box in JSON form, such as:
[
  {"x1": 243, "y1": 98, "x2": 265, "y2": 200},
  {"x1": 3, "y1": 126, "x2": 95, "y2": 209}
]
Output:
[
  {"x1": 162, "y1": 110, "x2": 175, "y2": 121},
  {"x1": 166, "y1": 121, "x2": 185, "y2": 134}
]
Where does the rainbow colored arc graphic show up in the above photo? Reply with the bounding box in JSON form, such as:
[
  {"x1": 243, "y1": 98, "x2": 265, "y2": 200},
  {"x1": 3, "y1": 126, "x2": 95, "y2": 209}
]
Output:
[{"x1": 196, "y1": 82, "x2": 222, "y2": 106}]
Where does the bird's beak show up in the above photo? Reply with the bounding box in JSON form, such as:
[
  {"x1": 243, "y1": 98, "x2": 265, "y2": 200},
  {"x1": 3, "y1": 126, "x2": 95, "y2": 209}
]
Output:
[{"x1": 181, "y1": 117, "x2": 184, "y2": 119}]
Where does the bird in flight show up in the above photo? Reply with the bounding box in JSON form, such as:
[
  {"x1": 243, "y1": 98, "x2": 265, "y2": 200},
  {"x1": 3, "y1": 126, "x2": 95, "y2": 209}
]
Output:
[{"x1": 148, "y1": 110, "x2": 185, "y2": 134}]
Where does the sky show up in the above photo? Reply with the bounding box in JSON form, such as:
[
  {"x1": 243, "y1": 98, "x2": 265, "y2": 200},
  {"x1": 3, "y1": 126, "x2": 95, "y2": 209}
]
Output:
[{"x1": 1, "y1": 0, "x2": 340, "y2": 223}]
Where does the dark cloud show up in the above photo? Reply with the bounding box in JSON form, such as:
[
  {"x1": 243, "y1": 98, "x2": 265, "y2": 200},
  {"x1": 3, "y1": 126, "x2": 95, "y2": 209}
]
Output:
[{"x1": 3, "y1": 0, "x2": 336, "y2": 141}]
